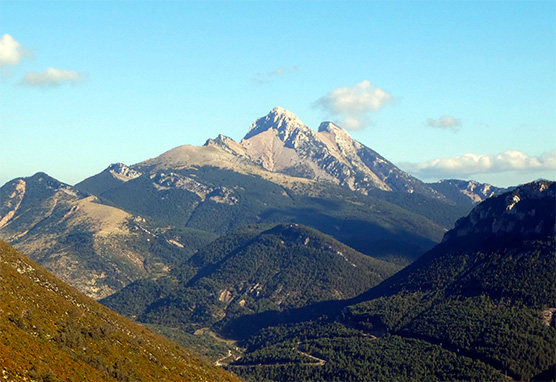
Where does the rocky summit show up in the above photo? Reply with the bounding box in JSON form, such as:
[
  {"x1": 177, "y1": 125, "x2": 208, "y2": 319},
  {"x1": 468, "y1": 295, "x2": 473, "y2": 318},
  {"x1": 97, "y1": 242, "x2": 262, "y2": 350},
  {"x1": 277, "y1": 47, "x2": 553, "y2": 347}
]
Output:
[{"x1": 206, "y1": 107, "x2": 442, "y2": 197}]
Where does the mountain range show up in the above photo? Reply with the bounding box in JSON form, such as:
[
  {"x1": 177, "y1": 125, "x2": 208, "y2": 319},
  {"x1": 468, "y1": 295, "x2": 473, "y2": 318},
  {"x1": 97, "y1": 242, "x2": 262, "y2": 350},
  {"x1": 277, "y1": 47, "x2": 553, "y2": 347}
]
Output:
[
  {"x1": 0, "y1": 107, "x2": 484, "y2": 300},
  {"x1": 1, "y1": 106, "x2": 553, "y2": 381}
]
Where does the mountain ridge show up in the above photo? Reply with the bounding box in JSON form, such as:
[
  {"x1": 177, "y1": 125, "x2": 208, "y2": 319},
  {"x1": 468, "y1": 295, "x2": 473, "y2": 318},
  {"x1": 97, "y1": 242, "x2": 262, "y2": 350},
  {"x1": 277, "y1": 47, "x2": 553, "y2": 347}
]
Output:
[
  {"x1": 232, "y1": 107, "x2": 443, "y2": 197},
  {"x1": 428, "y1": 178, "x2": 511, "y2": 206}
]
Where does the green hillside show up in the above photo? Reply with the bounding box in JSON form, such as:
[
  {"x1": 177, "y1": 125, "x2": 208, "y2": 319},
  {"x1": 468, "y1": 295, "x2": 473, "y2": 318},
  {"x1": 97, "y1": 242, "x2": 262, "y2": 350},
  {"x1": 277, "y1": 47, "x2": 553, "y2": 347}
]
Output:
[
  {"x1": 101, "y1": 224, "x2": 400, "y2": 356},
  {"x1": 223, "y1": 182, "x2": 556, "y2": 381},
  {"x1": 81, "y1": 166, "x2": 450, "y2": 263}
]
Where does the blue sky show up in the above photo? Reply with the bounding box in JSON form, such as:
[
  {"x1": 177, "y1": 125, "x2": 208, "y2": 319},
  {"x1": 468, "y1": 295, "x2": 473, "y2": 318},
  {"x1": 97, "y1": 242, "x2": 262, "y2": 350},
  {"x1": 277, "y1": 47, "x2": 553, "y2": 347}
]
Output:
[{"x1": 1, "y1": 0, "x2": 555, "y2": 187}]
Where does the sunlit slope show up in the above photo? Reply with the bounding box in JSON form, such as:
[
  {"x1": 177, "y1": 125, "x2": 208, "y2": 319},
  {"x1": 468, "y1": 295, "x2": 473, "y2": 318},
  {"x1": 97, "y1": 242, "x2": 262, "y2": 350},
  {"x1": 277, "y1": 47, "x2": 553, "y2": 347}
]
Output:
[
  {"x1": 0, "y1": 240, "x2": 241, "y2": 382},
  {"x1": 0, "y1": 172, "x2": 215, "y2": 299}
]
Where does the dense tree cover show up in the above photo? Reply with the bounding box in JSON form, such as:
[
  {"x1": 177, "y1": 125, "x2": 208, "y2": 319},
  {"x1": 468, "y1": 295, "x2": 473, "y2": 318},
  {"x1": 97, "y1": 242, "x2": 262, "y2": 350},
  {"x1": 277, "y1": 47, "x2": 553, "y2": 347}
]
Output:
[
  {"x1": 347, "y1": 291, "x2": 428, "y2": 332},
  {"x1": 228, "y1": 321, "x2": 505, "y2": 382},
  {"x1": 220, "y1": 184, "x2": 556, "y2": 381},
  {"x1": 75, "y1": 167, "x2": 131, "y2": 197},
  {"x1": 368, "y1": 188, "x2": 472, "y2": 229},
  {"x1": 402, "y1": 296, "x2": 555, "y2": 379},
  {"x1": 100, "y1": 276, "x2": 179, "y2": 318},
  {"x1": 341, "y1": 239, "x2": 556, "y2": 381},
  {"x1": 103, "y1": 224, "x2": 401, "y2": 337}
]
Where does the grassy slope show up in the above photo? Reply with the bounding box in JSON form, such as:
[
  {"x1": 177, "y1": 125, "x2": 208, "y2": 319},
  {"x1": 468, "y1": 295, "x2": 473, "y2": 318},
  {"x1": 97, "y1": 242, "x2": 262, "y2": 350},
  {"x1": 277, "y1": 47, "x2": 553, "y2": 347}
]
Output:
[{"x1": 0, "y1": 240, "x2": 240, "y2": 382}]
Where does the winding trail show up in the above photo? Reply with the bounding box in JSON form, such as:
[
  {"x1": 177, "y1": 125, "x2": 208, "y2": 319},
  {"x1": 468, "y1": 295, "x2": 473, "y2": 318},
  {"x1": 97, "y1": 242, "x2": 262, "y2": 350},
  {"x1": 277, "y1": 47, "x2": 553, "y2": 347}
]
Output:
[
  {"x1": 295, "y1": 342, "x2": 326, "y2": 366},
  {"x1": 215, "y1": 350, "x2": 234, "y2": 366},
  {"x1": 229, "y1": 341, "x2": 327, "y2": 368}
]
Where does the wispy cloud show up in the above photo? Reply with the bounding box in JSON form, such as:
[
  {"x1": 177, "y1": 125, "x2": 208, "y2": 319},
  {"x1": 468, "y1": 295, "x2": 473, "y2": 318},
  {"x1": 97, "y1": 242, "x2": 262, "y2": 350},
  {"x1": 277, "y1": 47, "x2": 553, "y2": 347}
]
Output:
[
  {"x1": 0, "y1": 34, "x2": 33, "y2": 67},
  {"x1": 22, "y1": 67, "x2": 85, "y2": 87},
  {"x1": 400, "y1": 150, "x2": 556, "y2": 179},
  {"x1": 314, "y1": 80, "x2": 392, "y2": 130},
  {"x1": 252, "y1": 66, "x2": 298, "y2": 85},
  {"x1": 426, "y1": 115, "x2": 460, "y2": 131}
]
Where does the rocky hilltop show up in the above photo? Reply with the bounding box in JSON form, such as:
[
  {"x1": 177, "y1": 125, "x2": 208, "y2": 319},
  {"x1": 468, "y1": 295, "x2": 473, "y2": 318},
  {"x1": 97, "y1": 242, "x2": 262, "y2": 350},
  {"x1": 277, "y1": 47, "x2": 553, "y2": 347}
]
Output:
[
  {"x1": 444, "y1": 180, "x2": 554, "y2": 242},
  {"x1": 428, "y1": 178, "x2": 511, "y2": 206},
  {"x1": 205, "y1": 107, "x2": 442, "y2": 197}
]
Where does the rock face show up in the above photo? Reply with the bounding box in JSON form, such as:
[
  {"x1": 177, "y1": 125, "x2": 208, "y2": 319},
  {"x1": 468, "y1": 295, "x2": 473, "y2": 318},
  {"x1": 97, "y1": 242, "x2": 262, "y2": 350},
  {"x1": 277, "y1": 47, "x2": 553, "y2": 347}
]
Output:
[
  {"x1": 107, "y1": 162, "x2": 142, "y2": 181},
  {"x1": 443, "y1": 180, "x2": 555, "y2": 242},
  {"x1": 205, "y1": 107, "x2": 442, "y2": 197},
  {"x1": 151, "y1": 172, "x2": 239, "y2": 204}
]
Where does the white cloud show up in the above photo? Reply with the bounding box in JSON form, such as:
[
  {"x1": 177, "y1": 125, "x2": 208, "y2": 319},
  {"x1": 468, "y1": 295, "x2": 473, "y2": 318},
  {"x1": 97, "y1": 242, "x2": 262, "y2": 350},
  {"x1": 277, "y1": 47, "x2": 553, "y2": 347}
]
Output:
[
  {"x1": 426, "y1": 115, "x2": 460, "y2": 131},
  {"x1": 0, "y1": 34, "x2": 32, "y2": 67},
  {"x1": 314, "y1": 80, "x2": 392, "y2": 130},
  {"x1": 252, "y1": 66, "x2": 298, "y2": 85},
  {"x1": 401, "y1": 150, "x2": 556, "y2": 179},
  {"x1": 22, "y1": 67, "x2": 85, "y2": 87}
]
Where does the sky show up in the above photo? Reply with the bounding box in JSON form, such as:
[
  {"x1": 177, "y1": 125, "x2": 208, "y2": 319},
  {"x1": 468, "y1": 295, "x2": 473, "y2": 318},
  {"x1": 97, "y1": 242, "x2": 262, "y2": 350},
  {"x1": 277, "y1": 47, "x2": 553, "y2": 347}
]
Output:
[{"x1": 1, "y1": 0, "x2": 555, "y2": 188}]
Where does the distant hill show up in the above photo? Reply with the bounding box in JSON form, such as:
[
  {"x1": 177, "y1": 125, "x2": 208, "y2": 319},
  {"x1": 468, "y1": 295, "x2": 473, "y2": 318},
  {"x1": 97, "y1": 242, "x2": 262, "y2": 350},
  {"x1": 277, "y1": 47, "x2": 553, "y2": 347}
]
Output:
[
  {"x1": 0, "y1": 172, "x2": 215, "y2": 299},
  {"x1": 0, "y1": 239, "x2": 240, "y2": 381},
  {"x1": 223, "y1": 181, "x2": 556, "y2": 381},
  {"x1": 102, "y1": 224, "x2": 400, "y2": 337}
]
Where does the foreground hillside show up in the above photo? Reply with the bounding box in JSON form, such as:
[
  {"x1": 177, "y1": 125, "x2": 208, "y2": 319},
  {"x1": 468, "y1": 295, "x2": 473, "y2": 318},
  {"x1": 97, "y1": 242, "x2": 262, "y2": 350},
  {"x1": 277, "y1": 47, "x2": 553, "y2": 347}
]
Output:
[
  {"x1": 223, "y1": 181, "x2": 556, "y2": 381},
  {"x1": 0, "y1": 240, "x2": 240, "y2": 381}
]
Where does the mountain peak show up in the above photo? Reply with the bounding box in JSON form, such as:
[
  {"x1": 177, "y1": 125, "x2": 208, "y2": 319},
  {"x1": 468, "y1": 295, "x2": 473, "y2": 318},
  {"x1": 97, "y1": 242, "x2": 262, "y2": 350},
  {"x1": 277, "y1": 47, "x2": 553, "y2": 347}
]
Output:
[
  {"x1": 269, "y1": 106, "x2": 300, "y2": 120},
  {"x1": 317, "y1": 121, "x2": 342, "y2": 133},
  {"x1": 317, "y1": 121, "x2": 356, "y2": 144},
  {"x1": 243, "y1": 107, "x2": 309, "y2": 140}
]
